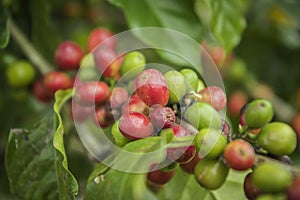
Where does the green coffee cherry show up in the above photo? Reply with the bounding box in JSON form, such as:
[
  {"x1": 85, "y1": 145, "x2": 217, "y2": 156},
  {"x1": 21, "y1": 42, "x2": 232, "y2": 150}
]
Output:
[
  {"x1": 111, "y1": 121, "x2": 130, "y2": 147},
  {"x1": 194, "y1": 128, "x2": 227, "y2": 158},
  {"x1": 164, "y1": 70, "x2": 186, "y2": 103},
  {"x1": 184, "y1": 102, "x2": 222, "y2": 130},
  {"x1": 194, "y1": 159, "x2": 229, "y2": 190},
  {"x1": 252, "y1": 162, "x2": 293, "y2": 193},
  {"x1": 180, "y1": 68, "x2": 198, "y2": 92},
  {"x1": 120, "y1": 51, "x2": 146, "y2": 81},
  {"x1": 244, "y1": 99, "x2": 274, "y2": 129},
  {"x1": 196, "y1": 79, "x2": 205, "y2": 92},
  {"x1": 257, "y1": 122, "x2": 297, "y2": 155},
  {"x1": 6, "y1": 60, "x2": 36, "y2": 88}
]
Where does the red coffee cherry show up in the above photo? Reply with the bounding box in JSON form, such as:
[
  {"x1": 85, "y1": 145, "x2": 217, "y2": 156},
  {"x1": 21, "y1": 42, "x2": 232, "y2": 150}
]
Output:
[
  {"x1": 87, "y1": 28, "x2": 116, "y2": 52},
  {"x1": 74, "y1": 81, "x2": 110, "y2": 105},
  {"x1": 224, "y1": 139, "x2": 255, "y2": 171},
  {"x1": 149, "y1": 106, "x2": 175, "y2": 130},
  {"x1": 134, "y1": 69, "x2": 169, "y2": 107},
  {"x1": 43, "y1": 71, "x2": 72, "y2": 96},
  {"x1": 118, "y1": 111, "x2": 154, "y2": 140},
  {"x1": 55, "y1": 41, "x2": 84, "y2": 70},
  {"x1": 32, "y1": 78, "x2": 52, "y2": 103}
]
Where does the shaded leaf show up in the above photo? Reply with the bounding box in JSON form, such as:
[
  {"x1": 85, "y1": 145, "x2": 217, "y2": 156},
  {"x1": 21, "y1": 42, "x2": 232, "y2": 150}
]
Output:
[
  {"x1": 0, "y1": 8, "x2": 10, "y2": 49},
  {"x1": 196, "y1": 0, "x2": 247, "y2": 53},
  {"x1": 5, "y1": 119, "x2": 59, "y2": 199},
  {"x1": 109, "y1": 0, "x2": 202, "y2": 67}
]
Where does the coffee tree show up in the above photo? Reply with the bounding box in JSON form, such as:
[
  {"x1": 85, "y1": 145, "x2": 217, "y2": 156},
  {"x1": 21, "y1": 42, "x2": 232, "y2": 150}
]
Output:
[{"x1": 1, "y1": 0, "x2": 300, "y2": 200}]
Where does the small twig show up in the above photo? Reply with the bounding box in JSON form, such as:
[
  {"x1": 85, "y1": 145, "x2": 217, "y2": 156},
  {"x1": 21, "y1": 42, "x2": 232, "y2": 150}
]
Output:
[{"x1": 7, "y1": 18, "x2": 54, "y2": 74}]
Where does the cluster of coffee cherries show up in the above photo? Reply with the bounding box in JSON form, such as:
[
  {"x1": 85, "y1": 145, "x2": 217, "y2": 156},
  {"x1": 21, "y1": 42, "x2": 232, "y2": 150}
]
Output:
[
  {"x1": 31, "y1": 27, "x2": 117, "y2": 104},
  {"x1": 69, "y1": 42, "x2": 300, "y2": 198}
]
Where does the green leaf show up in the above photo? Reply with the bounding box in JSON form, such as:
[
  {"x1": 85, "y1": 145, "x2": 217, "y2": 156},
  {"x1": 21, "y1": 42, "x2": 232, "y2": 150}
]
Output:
[
  {"x1": 85, "y1": 136, "x2": 167, "y2": 200},
  {"x1": 109, "y1": 0, "x2": 203, "y2": 68},
  {"x1": 53, "y1": 89, "x2": 78, "y2": 200},
  {"x1": 5, "y1": 119, "x2": 59, "y2": 199},
  {"x1": 196, "y1": 0, "x2": 247, "y2": 53},
  {"x1": 5, "y1": 89, "x2": 78, "y2": 200},
  {"x1": 0, "y1": 8, "x2": 10, "y2": 49}
]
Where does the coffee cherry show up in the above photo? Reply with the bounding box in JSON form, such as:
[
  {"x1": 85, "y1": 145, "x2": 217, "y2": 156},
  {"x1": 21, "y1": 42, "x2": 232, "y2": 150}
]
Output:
[
  {"x1": 197, "y1": 86, "x2": 227, "y2": 111},
  {"x1": 252, "y1": 162, "x2": 293, "y2": 192},
  {"x1": 109, "y1": 87, "x2": 129, "y2": 110},
  {"x1": 257, "y1": 122, "x2": 297, "y2": 156},
  {"x1": 120, "y1": 51, "x2": 146, "y2": 81},
  {"x1": 70, "y1": 102, "x2": 93, "y2": 123},
  {"x1": 74, "y1": 81, "x2": 110, "y2": 105},
  {"x1": 111, "y1": 121, "x2": 130, "y2": 147},
  {"x1": 32, "y1": 78, "x2": 52, "y2": 103},
  {"x1": 93, "y1": 105, "x2": 113, "y2": 128},
  {"x1": 54, "y1": 41, "x2": 84, "y2": 70},
  {"x1": 6, "y1": 60, "x2": 36, "y2": 88},
  {"x1": 87, "y1": 28, "x2": 116, "y2": 52},
  {"x1": 180, "y1": 68, "x2": 199, "y2": 92},
  {"x1": 221, "y1": 120, "x2": 230, "y2": 136},
  {"x1": 118, "y1": 111, "x2": 154, "y2": 140},
  {"x1": 167, "y1": 125, "x2": 196, "y2": 164},
  {"x1": 164, "y1": 70, "x2": 186, "y2": 103},
  {"x1": 244, "y1": 99, "x2": 274, "y2": 129},
  {"x1": 224, "y1": 139, "x2": 255, "y2": 171},
  {"x1": 43, "y1": 71, "x2": 72, "y2": 96},
  {"x1": 134, "y1": 69, "x2": 169, "y2": 106},
  {"x1": 180, "y1": 152, "x2": 201, "y2": 174},
  {"x1": 194, "y1": 128, "x2": 227, "y2": 159},
  {"x1": 286, "y1": 176, "x2": 300, "y2": 200},
  {"x1": 228, "y1": 90, "x2": 248, "y2": 117},
  {"x1": 149, "y1": 106, "x2": 175, "y2": 130},
  {"x1": 147, "y1": 165, "x2": 176, "y2": 185},
  {"x1": 196, "y1": 79, "x2": 205, "y2": 93},
  {"x1": 194, "y1": 158, "x2": 229, "y2": 190},
  {"x1": 184, "y1": 102, "x2": 222, "y2": 130},
  {"x1": 243, "y1": 173, "x2": 262, "y2": 200},
  {"x1": 122, "y1": 93, "x2": 149, "y2": 115},
  {"x1": 93, "y1": 47, "x2": 120, "y2": 78}
]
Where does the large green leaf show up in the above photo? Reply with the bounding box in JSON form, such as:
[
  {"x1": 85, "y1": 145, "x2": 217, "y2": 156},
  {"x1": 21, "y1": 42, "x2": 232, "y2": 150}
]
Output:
[
  {"x1": 5, "y1": 118, "x2": 58, "y2": 199},
  {"x1": 109, "y1": 0, "x2": 202, "y2": 67},
  {"x1": 5, "y1": 89, "x2": 78, "y2": 200},
  {"x1": 85, "y1": 136, "x2": 168, "y2": 200},
  {"x1": 196, "y1": 0, "x2": 247, "y2": 53},
  {"x1": 0, "y1": 8, "x2": 10, "y2": 49},
  {"x1": 53, "y1": 89, "x2": 78, "y2": 200}
]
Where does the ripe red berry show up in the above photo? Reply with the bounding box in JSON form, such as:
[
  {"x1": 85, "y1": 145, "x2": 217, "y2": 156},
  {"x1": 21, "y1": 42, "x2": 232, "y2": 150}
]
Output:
[
  {"x1": 74, "y1": 81, "x2": 110, "y2": 105},
  {"x1": 32, "y1": 78, "x2": 52, "y2": 103},
  {"x1": 167, "y1": 125, "x2": 196, "y2": 164},
  {"x1": 70, "y1": 102, "x2": 93, "y2": 123},
  {"x1": 287, "y1": 176, "x2": 300, "y2": 200},
  {"x1": 149, "y1": 106, "x2": 175, "y2": 130},
  {"x1": 93, "y1": 47, "x2": 120, "y2": 78},
  {"x1": 147, "y1": 167, "x2": 176, "y2": 185},
  {"x1": 87, "y1": 28, "x2": 116, "y2": 52},
  {"x1": 122, "y1": 93, "x2": 149, "y2": 115},
  {"x1": 109, "y1": 87, "x2": 129, "y2": 110},
  {"x1": 55, "y1": 41, "x2": 84, "y2": 70},
  {"x1": 224, "y1": 139, "x2": 255, "y2": 171},
  {"x1": 197, "y1": 86, "x2": 227, "y2": 111},
  {"x1": 134, "y1": 69, "x2": 169, "y2": 107},
  {"x1": 93, "y1": 105, "x2": 113, "y2": 128},
  {"x1": 228, "y1": 90, "x2": 248, "y2": 117},
  {"x1": 118, "y1": 111, "x2": 154, "y2": 140},
  {"x1": 243, "y1": 173, "x2": 261, "y2": 200},
  {"x1": 43, "y1": 71, "x2": 72, "y2": 96},
  {"x1": 180, "y1": 152, "x2": 201, "y2": 174}
]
